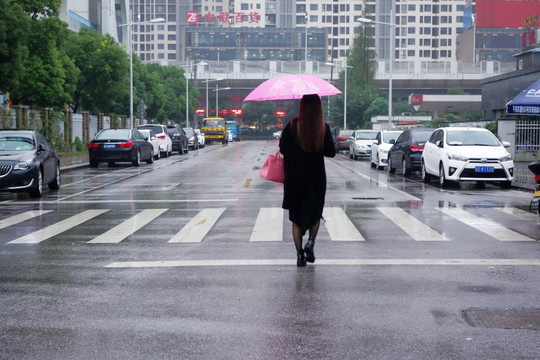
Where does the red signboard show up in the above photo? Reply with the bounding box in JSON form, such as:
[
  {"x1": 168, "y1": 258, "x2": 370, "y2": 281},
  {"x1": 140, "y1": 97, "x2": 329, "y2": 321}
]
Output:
[
  {"x1": 185, "y1": 10, "x2": 260, "y2": 25},
  {"x1": 185, "y1": 10, "x2": 199, "y2": 24},
  {"x1": 475, "y1": 0, "x2": 539, "y2": 28}
]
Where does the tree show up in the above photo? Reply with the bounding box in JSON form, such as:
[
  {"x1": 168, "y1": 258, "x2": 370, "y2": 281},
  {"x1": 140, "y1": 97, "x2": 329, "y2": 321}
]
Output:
[
  {"x1": 133, "y1": 58, "x2": 165, "y2": 122},
  {"x1": 363, "y1": 96, "x2": 388, "y2": 124},
  {"x1": 63, "y1": 28, "x2": 129, "y2": 114},
  {"x1": 242, "y1": 101, "x2": 276, "y2": 129},
  {"x1": 0, "y1": 0, "x2": 29, "y2": 94}
]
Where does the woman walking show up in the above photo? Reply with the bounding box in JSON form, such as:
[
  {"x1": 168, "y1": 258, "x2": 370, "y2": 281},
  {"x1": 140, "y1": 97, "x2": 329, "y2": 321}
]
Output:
[{"x1": 279, "y1": 94, "x2": 336, "y2": 266}]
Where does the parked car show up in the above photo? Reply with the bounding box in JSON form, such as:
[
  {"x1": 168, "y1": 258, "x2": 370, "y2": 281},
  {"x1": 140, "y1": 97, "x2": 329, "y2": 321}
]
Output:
[
  {"x1": 334, "y1": 130, "x2": 354, "y2": 152},
  {"x1": 273, "y1": 130, "x2": 282, "y2": 139},
  {"x1": 88, "y1": 128, "x2": 154, "y2": 167},
  {"x1": 370, "y1": 130, "x2": 402, "y2": 169},
  {"x1": 387, "y1": 128, "x2": 434, "y2": 176},
  {"x1": 166, "y1": 124, "x2": 189, "y2": 154},
  {"x1": 421, "y1": 127, "x2": 514, "y2": 188},
  {"x1": 349, "y1": 130, "x2": 378, "y2": 160},
  {"x1": 138, "y1": 124, "x2": 172, "y2": 157},
  {"x1": 0, "y1": 129, "x2": 60, "y2": 198},
  {"x1": 183, "y1": 127, "x2": 199, "y2": 150},
  {"x1": 138, "y1": 129, "x2": 160, "y2": 160},
  {"x1": 194, "y1": 129, "x2": 205, "y2": 148}
]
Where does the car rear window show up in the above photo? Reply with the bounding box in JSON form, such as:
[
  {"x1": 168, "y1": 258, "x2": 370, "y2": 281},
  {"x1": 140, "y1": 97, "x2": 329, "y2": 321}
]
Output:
[
  {"x1": 412, "y1": 130, "x2": 433, "y2": 142},
  {"x1": 139, "y1": 125, "x2": 165, "y2": 134},
  {"x1": 96, "y1": 129, "x2": 131, "y2": 140}
]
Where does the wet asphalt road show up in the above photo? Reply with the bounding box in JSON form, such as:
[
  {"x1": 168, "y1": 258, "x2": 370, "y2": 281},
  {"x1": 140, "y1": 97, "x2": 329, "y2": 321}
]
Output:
[{"x1": 0, "y1": 140, "x2": 539, "y2": 360}]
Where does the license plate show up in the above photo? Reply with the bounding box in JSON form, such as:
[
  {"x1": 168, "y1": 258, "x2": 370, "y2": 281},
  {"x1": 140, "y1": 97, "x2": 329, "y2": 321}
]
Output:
[
  {"x1": 530, "y1": 197, "x2": 540, "y2": 212},
  {"x1": 475, "y1": 166, "x2": 494, "y2": 173},
  {"x1": 103, "y1": 144, "x2": 115, "y2": 149}
]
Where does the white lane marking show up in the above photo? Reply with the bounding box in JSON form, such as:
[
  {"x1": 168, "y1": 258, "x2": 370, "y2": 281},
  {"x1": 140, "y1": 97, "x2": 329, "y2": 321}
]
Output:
[
  {"x1": 8, "y1": 210, "x2": 110, "y2": 244},
  {"x1": 104, "y1": 258, "x2": 540, "y2": 268},
  {"x1": 0, "y1": 210, "x2": 53, "y2": 230},
  {"x1": 378, "y1": 207, "x2": 448, "y2": 241},
  {"x1": 57, "y1": 173, "x2": 145, "y2": 201},
  {"x1": 0, "y1": 199, "x2": 239, "y2": 205},
  {"x1": 329, "y1": 158, "x2": 421, "y2": 201},
  {"x1": 323, "y1": 207, "x2": 365, "y2": 241},
  {"x1": 88, "y1": 209, "x2": 168, "y2": 244},
  {"x1": 168, "y1": 207, "x2": 226, "y2": 243},
  {"x1": 438, "y1": 208, "x2": 536, "y2": 242},
  {"x1": 496, "y1": 207, "x2": 540, "y2": 223},
  {"x1": 250, "y1": 208, "x2": 283, "y2": 242},
  {"x1": 162, "y1": 183, "x2": 181, "y2": 191}
]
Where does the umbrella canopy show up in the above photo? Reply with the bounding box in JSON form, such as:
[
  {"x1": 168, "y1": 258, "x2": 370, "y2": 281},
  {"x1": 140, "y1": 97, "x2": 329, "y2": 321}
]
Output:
[
  {"x1": 506, "y1": 78, "x2": 540, "y2": 115},
  {"x1": 243, "y1": 74, "x2": 341, "y2": 102}
]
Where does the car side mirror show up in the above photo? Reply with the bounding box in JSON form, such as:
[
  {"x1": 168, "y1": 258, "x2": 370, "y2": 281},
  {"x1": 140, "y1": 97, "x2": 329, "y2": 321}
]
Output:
[
  {"x1": 37, "y1": 144, "x2": 46, "y2": 153},
  {"x1": 389, "y1": 139, "x2": 396, "y2": 144},
  {"x1": 143, "y1": 135, "x2": 149, "y2": 141},
  {"x1": 501, "y1": 141, "x2": 511, "y2": 148},
  {"x1": 435, "y1": 140, "x2": 443, "y2": 148}
]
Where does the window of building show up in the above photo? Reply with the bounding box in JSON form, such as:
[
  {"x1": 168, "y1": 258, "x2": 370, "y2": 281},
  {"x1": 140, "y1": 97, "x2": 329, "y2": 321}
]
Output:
[
  {"x1": 241, "y1": 3, "x2": 249, "y2": 10},
  {"x1": 408, "y1": 4, "x2": 416, "y2": 11},
  {"x1": 158, "y1": 53, "x2": 164, "y2": 59},
  {"x1": 158, "y1": 34, "x2": 164, "y2": 40},
  {"x1": 168, "y1": 53, "x2": 176, "y2": 60},
  {"x1": 310, "y1": 15, "x2": 317, "y2": 22},
  {"x1": 310, "y1": 4, "x2": 317, "y2": 11},
  {"x1": 408, "y1": 27, "x2": 415, "y2": 34},
  {"x1": 167, "y1": 14, "x2": 175, "y2": 21},
  {"x1": 408, "y1": 50, "x2": 415, "y2": 56},
  {"x1": 423, "y1": 50, "x2": 430, "y2": 57},
  {"x1": 441, "y1": 50, "x2": 447, "y2": 57},
  {"x1": 168, "y1": 34, "x2": 176, "y2": 40},
  {"x1": 168, "y1": 25, "x2": 176, "y2": 31},
  {"x1": 424, "y1": 39, "x2": 431, "y2": 46},
  {"x1": 158, "y1": 44, "x2": 164, "y2": 49},
  {"x1": 408, "y1": 16, "x2": 415, "y2": 23},
  {"x1": 408, "y1": 38, "x2": 415, "y2": 45},
  {"x1": 354, "y1": 4, "x2": 362, "y2": 11},
  {"x1": 157, "y1": 25, "x2": 164, "y2": 31},
  {"x1": 168, "y1": 44, "x2": 176, "y2": 50}
]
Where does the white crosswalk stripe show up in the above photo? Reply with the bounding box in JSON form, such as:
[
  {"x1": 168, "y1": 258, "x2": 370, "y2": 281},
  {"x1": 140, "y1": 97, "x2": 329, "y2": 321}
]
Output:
[
  {"x1": 8, "y1": 210, "x2": 110, "y2": 244},
  {"x1": 169, "y1": 207, "x2": 226, "y2": 243},
  {"x1": 88, "y1": 209, "x2": 168, "y2": 244},
  {"x1": 378, "y1": 207, "x2": 448, "y2": 241},
  {"x1": 2, "y1": 206, "x2": 537, "y2": 245},
  {"x1": 437, "y1": 207, "x2": 536, "y2": 242},
  {"x1": 323, "y1": 207, "x2": 365, "y2": 241},
  {"x1": 0, "y1": 210, "x2": 53, "y2": 230},
  {"x1": 250, "y1": 207, "x2": 284, "y2": 241}
]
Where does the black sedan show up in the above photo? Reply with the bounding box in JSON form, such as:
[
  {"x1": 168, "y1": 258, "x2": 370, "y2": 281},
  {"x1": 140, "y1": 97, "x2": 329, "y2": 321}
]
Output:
[
  {"x1": 0, "y1": 129, "x2": 60, "y2": 198},
  {"x1": 88, "y1": 128, "x2": 154, "y2": 167},
  {"x1": 387, "y1": 128, "x2": 434, "y2": 177}
]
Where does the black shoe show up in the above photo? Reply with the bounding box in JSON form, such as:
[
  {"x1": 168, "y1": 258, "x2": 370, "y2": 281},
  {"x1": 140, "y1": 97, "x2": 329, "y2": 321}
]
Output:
[
  {"x1": 304, "y1": 238, "x2": 315, "y2": 263},
  {"x1": 297, "y1": 250, "x2": 307, "y2": 267}
]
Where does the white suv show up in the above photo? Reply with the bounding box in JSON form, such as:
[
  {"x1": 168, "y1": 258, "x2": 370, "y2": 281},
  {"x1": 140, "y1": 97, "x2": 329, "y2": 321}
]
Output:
[{"x1": 421, "y1": 127, "x2": 514, "y2": 188}]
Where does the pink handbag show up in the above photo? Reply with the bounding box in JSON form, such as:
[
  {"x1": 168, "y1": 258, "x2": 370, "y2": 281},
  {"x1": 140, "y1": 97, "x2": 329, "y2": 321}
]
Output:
[{"x1": 260, "y1": 150, "x2": 285, "y2": 183}]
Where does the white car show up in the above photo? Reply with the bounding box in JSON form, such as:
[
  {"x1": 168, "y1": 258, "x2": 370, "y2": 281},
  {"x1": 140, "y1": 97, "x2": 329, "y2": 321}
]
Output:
[
  {"x1": 137, "y1": 124, "x2": 172, "y2": 157},
  {"x1": 194, "y1": 129, "x2": 205, "y2": 148},
  {"x1": 421, "y1": 127, "x2": 514, "y2": 188},
  {"x1": 349, "y1": 130, "x2": 378, "y2": 160},
  {"x1": 137, "y1": 129, "x2": 160, "y2": 160},
  {"x1": 370, "y1": 130, "x2": 402, "y2": 169}
]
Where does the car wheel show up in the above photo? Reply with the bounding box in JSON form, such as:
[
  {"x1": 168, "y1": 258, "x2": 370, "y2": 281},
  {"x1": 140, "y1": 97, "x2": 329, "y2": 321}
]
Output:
[
  {"x1": 402, "y1": 158, "x2": 411, "y2": 177},
  {"x1": 387, "y1": 157, "x2": 395, "y2": 174},
  {"x1": 132, "y1": 149, "x2": 141, "y2": 166},
  {"x1": 421, "y1": 161, "x2": 431, "y2": 183},
  {"x1": 162, "y1": 150, "x2": 168, "y2": 158},
  {"x1": 439, "y1": 163, "x2": 448, "y2": 188},
  {"x1": 147, "y1": 149, "x2": 154, "y2": 164},
  {"x1": 155, "y1": 149, "x2": 160, "y2": 160},
  {"x1": 108, "y1": 162, "x2": 115, "y2": 167},
  {"x1": 90, "y1": 159, "x2": 99, "y2": 168},
  {"x1": 48, "y1": 163, "x2": 60, "y2": 190},
  {"x1": 29, "y1": 169, "x2": 43, "y2": 198}
]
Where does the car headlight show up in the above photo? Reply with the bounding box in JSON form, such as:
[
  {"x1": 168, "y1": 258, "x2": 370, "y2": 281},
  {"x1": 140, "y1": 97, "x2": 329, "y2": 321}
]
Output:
[
  {"x1": 447, "y1": 153, "x2": 467, "y2": 161},
  {"x1": 380, "y1": 149, "x2": 389, "y2": 154},
  {"x1": 14, "y1": 160, "x2": 32, "y2": 170},
  {"x1": 500, "y1": 154, "x2": 512, "y2": 162}
]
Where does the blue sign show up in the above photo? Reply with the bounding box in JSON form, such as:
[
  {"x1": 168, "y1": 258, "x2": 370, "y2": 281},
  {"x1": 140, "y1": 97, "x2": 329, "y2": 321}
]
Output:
[{"x1": 506, "y1": 79, "x2": 540, "y2": 115}]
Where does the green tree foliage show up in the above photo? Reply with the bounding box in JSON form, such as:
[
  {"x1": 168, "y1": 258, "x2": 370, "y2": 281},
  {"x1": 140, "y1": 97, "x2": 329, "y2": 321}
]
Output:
[
  {"x1": 242, "y1": 101, "x2": 276, "y2": 129},
  {"x1": 447, "y1": 86, "x2": 467, "y2": 95},
  {"x1": 133, "y1": 58, "x2": 165, "y2": 122},
  {"x1": 62, "y1": 28, "x2": 129, "y2": 114},
  {"x1": 0, "y1": 0, "x2": 29, "y2": 93}
]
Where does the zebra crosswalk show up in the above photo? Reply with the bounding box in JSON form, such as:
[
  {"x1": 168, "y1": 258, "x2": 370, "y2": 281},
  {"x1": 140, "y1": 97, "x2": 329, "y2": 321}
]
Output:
[{"x1": 1, "y1": 206, "x2": 538, "y2": 245}]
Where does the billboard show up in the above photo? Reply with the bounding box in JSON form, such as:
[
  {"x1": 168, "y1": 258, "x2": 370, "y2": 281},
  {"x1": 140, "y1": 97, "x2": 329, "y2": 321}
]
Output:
[{"x1": 476, "y1": 0, "x2": 539, "y2": 28}]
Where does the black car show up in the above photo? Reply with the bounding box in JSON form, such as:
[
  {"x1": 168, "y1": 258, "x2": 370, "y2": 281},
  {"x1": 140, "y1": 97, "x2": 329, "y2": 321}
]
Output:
[
  {"x1": 166, "y1": 124, "x2": 189, "y2": 154},
  {"x1": 88, "y1": 128, "x2": 154, "y2": 167},
  {"x1": 387, "y1": 128, "x2": 434, "y2": 176},
  {"x1": 0, "y1": 130, "x2": 60, "y2": 198}
]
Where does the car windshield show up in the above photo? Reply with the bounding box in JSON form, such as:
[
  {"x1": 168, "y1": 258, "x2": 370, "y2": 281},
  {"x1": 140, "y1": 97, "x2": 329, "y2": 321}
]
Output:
[
  {"x1": 96, "y1": 129, "x2": 131, "y2": 140},
  {"x1": 139, "y1": 125, "x2": 165, "y2": 134},
  {"x1": 0, "y1": 133, "x2": 35, "y2": 151},
  {"x1": 383, "y1": 132, "x2": 401, "y2": 143},
  {"x1": 446, "y1": 130, "x2": 500, "y2": 146},
  {"x1": 183, "y1": 128, "x2": 194, "y2": 136},
  {"x1": 203, "y1": 119, "x2": 224, "y2": 128},
  {"x1": 355, "y1": 132, "x2": 376, "y2": 140}
]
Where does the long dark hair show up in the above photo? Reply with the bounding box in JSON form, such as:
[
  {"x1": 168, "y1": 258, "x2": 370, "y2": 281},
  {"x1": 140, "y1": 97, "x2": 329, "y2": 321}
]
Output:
[{"x1": 296, "y1": 94, "x2": 325, "y2": 153}]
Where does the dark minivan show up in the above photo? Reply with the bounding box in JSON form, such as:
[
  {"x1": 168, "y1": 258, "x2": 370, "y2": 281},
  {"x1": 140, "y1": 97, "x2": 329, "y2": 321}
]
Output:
[{"x1": 387, "y1": 128, "x2": 434, "y2": 177}]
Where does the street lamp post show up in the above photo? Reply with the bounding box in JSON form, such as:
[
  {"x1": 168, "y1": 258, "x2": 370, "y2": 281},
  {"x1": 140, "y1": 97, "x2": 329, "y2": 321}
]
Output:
[
  {"x1": 214, "y1": 85, "x2": 230, "y2": 117},
  {"x1": 202, "y1": 77, "x2": 223, "y2": 118},
  {"x1": 326, "y1": 61, "x2": 352, "y2": 130},
  {"x1": 357, "y1": 11, "x2": 396, "y2": 129},
  {"x1": 119, "y1": 14, "x2": 165, "y2": 128},
  {"x1": 305, "y1": 13, "x2": 308, "y2": 73}
]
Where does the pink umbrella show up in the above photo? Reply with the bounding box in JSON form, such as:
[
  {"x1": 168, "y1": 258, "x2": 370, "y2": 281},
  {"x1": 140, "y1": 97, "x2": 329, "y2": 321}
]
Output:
[{"x1": 243, "y1": 74, "x2": 341, "y2": 102}]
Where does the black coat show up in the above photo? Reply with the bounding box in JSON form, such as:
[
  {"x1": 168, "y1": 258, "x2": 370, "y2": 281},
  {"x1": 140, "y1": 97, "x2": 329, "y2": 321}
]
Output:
[{"x1": 279, "y1": 119, "x2": 336, "y2": 235}]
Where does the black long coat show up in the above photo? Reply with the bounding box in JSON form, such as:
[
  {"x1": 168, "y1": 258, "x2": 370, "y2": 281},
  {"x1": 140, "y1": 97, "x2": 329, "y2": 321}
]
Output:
[{"x1": 279, "y1": 119, "x2": 336, "y2": 235}]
